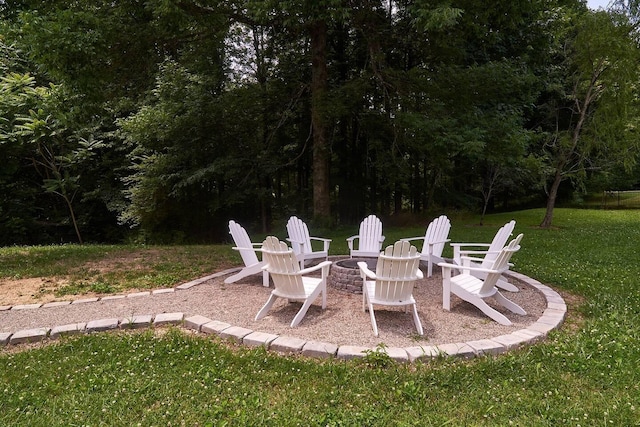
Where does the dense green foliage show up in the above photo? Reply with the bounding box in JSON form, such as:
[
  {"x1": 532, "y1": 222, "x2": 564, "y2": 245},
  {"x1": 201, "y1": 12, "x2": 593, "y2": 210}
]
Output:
[
  {"x1": 1, "y1": 209, "x2": 640, "y2": 425},
  {"x1": 1, "y1": 1, "x2": 640, "y2": 244}
]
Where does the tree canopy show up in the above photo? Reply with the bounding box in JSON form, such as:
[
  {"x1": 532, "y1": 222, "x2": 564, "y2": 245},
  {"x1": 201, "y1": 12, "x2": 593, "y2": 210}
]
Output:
[{"x1": 1, "y1": 0, "x2": 639, "y2": 244}]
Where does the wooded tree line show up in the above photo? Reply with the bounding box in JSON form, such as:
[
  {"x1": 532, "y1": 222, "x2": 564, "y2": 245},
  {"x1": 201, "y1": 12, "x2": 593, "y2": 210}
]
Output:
[{"x1": 1, "y1": 0, "x2": 640, "y2": 245}]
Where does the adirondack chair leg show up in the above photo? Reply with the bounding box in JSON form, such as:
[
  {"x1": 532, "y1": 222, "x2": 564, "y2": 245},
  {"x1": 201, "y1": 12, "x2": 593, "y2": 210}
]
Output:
[
  {"x1": 321, "y1": 282, "x2": 327, "y2": 309},
  {"x1": 291, "y1": 298, "x2": 315, "y2": 327},
  {"x1": 411, "y1": 304, "x2": 424, "y2": 336},
  {"x1": 496, "y1": 277, "x2": 518, "y2": 292},
  {"x1": 453, "y1": 246, "x2": 461, "y2": 265},
  {"x1": 368, "y1": 302, "x2": 379, "y2": 337},
  {"x1": 224, "y1": 270, "x2": 245, "y2": 284},
  {"x1": 361, "y1": 280, "x2": 378, "y2": 334},
  {"x1": 469, "y1": 297, "x2": 512, "y2": 326},
  {"x1": 442, "y1": 268, "x2": 452, "y2": 310},
  {"x1": 429, "y1": 254, "x2": 445, "y2": 278},
  {"x1": 362, "y1": 282, "x2": 367, "y2": 312},
  {"x1": 224, "y1": 268, "x2": 254, "y2": 284},
  {"x1": 225, "y1": 262, "x2": 265, "y2": 285},
  {"x1": 289, "y1": 284, "x2": 326, "y2": 327},
  {"x1": 255, "y1": 294, "x2": 278, "y2": 321},
  {"x1": 321, "y1": 264, "x2": 329, "y2": 309},
  {"x1": 493, "y1": 292, "x2": 526, "y2": 315}
]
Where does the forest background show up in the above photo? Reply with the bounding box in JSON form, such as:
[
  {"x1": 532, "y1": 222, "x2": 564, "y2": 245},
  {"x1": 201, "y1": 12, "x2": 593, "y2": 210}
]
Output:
[{"x1": 2, "y1": 0, "x2": 640, "y2": 246}]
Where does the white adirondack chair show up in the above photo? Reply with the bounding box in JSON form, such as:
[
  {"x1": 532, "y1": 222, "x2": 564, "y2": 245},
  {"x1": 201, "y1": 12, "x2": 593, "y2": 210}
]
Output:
[
  {"x1": 286, "y1": 216, "x2": 332, "y2": 269},
  {"x1": 449, "y1": 220, "x2": 519, "y2": 292},
  {"x1": 439, "y1": 234, "x2": 526, "y2": 326},
  {"x1": 224, "y1": 220, "x2": 269, "y2": 287},
  {"x1": 255, "y1": 236, "x2": 332, "y2": 327},
  {"x1": 347, "y1": 215, "x2": 385, "y2": 258},
  {"x1": 358, "y1": 240, "x2": 424, "y2": 337},
  {"x1": 401, "y1": 215, "x2": 451, "y2": 277}
]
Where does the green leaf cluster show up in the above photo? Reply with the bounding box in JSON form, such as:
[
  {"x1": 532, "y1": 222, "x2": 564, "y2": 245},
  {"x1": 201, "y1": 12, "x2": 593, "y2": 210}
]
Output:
[{"x1": 2, "y1": 0, "x2": 640, "y2": 243}]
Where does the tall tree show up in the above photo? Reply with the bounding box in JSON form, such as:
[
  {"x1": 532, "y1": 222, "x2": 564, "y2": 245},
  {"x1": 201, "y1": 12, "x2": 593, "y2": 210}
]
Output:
[
  {"x1": 0, "y1": 72, "x2": 103, "y2": 244},
  {"x1": 537, "y1": 8, "x2": 640, "y2": 228},
  {"x1": 310, "y1": 16, "x2": 331, "y2": 223},
  {"x1": 1, "y1": 0, "x2": 188, "y2": 243},
  {"x1": 246, "y1": 0, "x2": 350, "y2": 224}
]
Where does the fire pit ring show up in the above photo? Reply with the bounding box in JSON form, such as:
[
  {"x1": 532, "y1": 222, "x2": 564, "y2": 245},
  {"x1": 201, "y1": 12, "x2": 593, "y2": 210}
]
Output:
[{"x1": 329, "y1": 258, "x2": 377, "y2": 294}]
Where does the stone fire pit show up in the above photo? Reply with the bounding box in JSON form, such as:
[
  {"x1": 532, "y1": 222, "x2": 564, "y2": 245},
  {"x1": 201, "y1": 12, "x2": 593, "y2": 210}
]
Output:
[{"x1": 329, "y1": 258, "x2": 377, "y2": 294}]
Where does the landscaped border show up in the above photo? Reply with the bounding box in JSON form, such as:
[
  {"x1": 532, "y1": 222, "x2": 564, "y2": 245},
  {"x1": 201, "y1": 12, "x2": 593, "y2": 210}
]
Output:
[{"x1": 0, "y1": 268, "x2": 566, "y2": 363}]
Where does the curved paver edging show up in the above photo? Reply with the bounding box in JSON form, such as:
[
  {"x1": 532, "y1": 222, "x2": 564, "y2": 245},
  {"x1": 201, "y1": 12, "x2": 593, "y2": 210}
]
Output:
[{"x1": 0, "y1": 267, "x2": 566, "y2": 363}]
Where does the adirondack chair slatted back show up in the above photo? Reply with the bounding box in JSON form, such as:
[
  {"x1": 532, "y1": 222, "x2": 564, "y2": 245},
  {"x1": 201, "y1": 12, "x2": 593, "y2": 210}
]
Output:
[
  {"x1": 359, "y1": 215, "x2": 383, "y2": 253},
  {"x1": 423, "y1": 215, "x2": 451, "y2": 257},
  {"x1": 374, "y1": 241, "x2": 421, "y2": 302},
  {"x1": 286, "y1": 216, "x2": 311, "y2": 256},
  {"x1": 481, "y1": 220, "x2": 516, "y2": 268},
  {"x1": 478, "y1": 234, "x2": 522, "y2": 295},
  {"x1": 261, "y1": 236, "x2": 306, "y2": 298},
  {"x1": 229, "y1": 220, "x2": 259, "y2": 267}
]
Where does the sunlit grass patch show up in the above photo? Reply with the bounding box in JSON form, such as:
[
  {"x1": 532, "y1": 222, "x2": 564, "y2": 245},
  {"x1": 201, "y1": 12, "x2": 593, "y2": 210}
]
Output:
[{"x1": 2, "y1": 209, "x2": 640, "y2": 425}]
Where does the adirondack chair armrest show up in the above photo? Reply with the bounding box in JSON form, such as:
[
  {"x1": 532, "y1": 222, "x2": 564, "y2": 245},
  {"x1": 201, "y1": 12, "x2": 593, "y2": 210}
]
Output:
[
  {"x1": 309, "y1": 236, "x2": 331, "y2": 243},
  {"x1": 459, "y1": 255, "x2": 486, "y2": 266},
  {"x1": 357, "y1": 261, "x2": 377, "y2": 280},
  {"x1": 400, "y1": 236, "x2": 424, "y2": 242},
  {"x1": 232, "y1": 244, "x2": 262, "y2": 252},
  {"x1": 458, "y1": 249, "x2": 500, "y2": 257},
  {"x1": 426, "y1": 238, "x2": 451, "y2": 249},
  {"x1": 467, "y1": 265, "x2": 509, "y2": 275},
  {"x1": 450, "y1": 242, "x2": 491, "y2": 249},
  {"x1": 286, "y1": 237, "x2": 305, "y2": 253},
  {"x1": 346, "y1": 235, "x2": 358, "y2": 250},
  {"x1": 429, "y1": 238, "x2": 451, "y2": 245},
  {"x1": 416, "y1": 269, "x2": 424, "y2": 279},
  {"x1": 439, "y1": 261, "x2": 508, "y2": 275},
  {"x1": 438, "y1": 261, "x2": 459, "y2": 270},
  {"x1": 309, "y1": 236, "x2": 332, "y2": 251},
  {"x1": 299, "y1": 260, "x2": 332, "y2": 276}
]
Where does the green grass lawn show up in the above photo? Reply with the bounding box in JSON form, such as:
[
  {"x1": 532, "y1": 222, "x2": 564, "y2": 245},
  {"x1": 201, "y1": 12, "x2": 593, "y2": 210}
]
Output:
[{"x1": 1, "y1": 208, "x2": 640, "y2": 426}]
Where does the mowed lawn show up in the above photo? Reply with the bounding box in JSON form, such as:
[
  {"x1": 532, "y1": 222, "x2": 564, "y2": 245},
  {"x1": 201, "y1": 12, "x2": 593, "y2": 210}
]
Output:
[{"x1": 1, "y1": 208, "x2": 639, "y2": 426}]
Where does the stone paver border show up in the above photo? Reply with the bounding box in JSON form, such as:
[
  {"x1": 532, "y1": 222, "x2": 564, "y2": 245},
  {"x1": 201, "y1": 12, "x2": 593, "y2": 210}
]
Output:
[{"x1": 0, "y1": 267, "x2": 566, "y2": 362}]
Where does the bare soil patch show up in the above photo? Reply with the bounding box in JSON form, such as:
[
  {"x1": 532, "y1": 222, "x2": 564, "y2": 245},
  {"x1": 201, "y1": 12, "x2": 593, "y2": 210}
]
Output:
[
  {"x1": 0, "y1": 277, "x2": 69, "y2": 306},
  {"x1": 0, "y1": 249, "x2": 178, "y2": 306}
]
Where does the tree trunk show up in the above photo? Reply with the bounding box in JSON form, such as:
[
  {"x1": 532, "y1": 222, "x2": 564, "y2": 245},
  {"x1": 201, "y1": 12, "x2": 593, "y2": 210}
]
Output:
[
  {"x1": 540, "y1": 168, "x2": 563, "y2": 228},
  {"x1": 59, "y1": 190, "x2": 83, "y2": 244},
  {"x1": 541, "y1": 94, "x2": 587, "y2": 229},
  {"x1": 310, "y1": 19, "x2": 331, "y2": 224},
  {"x1": 541, "y1": 62, "x2": 598, "y2": 228},
  {"x1": 480, "y1": 166, "x2": 500, "y2": 226}
]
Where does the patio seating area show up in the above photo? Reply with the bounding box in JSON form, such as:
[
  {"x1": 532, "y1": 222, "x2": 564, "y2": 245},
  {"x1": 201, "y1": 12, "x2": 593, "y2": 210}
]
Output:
[
  {"x1": 230, "y1": 215, "x2": 536, "y2": 337},
  {"x1": 0, "y1": 216, "x2": 564, "y2": 355}
]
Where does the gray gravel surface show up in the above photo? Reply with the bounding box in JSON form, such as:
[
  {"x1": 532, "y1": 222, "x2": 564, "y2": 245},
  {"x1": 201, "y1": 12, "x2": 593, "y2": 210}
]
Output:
[{"x1": 1, "y1": 267, "x2": 547, "y2": 348}]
